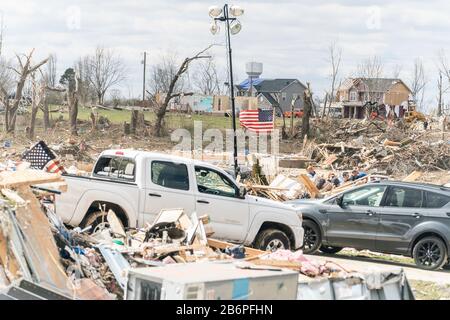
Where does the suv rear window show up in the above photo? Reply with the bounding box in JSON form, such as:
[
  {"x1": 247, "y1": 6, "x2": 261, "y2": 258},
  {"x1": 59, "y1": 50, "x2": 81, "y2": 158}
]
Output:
[
  {"x1": 151, "y1": 161, "x2": 189, "y2": 191},
  {"x1": 93, "y1": 156, "x2": 135, "y2": 181},
  {"x1": 424, "y1": 192, "x2": 450, "y2": 208},
  {"x1": 385, "y1": 186, "x2": 423, "y2": 208}
]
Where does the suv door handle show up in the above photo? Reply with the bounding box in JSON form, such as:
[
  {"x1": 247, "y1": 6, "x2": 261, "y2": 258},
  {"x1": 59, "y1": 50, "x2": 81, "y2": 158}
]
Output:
[
  {"x1": 148, "y1": 193, "x2": 162, "y2": 197},
  {"x1": 197, "y1": 200, "x2": 209, "y2": 204},
  {"x1": 412, "y1": 213, "x2": 422, "y2": 219},
  {"x1": 366, "y1": 210, "x2": 376, "y2": 216}
]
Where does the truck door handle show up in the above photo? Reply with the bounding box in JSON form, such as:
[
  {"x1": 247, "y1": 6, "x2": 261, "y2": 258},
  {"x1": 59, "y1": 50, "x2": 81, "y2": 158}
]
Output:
[
  {"x1": 197, "y1": 200, "x2": 209, "y2": 204},
  {"x1": 366, "y1": 210, "x2": 376, "y2": 216},
  {"x1": 412, "y1": 213, "x2": 422, "y2": 219},
  {"x1": 148, "y1": 193, "x2": 162, "y2": 197}
]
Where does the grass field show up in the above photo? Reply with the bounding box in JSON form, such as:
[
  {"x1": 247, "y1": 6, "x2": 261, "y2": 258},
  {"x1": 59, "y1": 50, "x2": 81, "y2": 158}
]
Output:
[{"x1": 43, "y1": 106, "x2": 299, "y2": 131}]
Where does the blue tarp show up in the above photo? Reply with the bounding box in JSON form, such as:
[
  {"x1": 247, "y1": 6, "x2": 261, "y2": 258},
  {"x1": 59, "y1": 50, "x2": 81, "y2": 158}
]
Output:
[{"x1": 237, "y1": 78, "x2": 264, "y2": 90}]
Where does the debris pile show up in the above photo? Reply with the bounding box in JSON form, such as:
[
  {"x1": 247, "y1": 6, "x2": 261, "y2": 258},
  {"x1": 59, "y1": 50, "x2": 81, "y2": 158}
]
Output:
[{"x1": 305, "y1": 119, "x2": 449, "y2": 175}]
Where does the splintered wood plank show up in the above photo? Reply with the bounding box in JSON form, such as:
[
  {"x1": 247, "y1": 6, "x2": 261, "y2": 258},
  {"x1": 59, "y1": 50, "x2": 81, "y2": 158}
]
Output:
[
  {"x1": 298, "y1": 174, "x2": 321, "y2": 199},
  {"x1": 402, "y1": 171, "x2": 422, "y2": 182},
  {"x1": 0, "y1": 169, "x2": 64, "y2": 189},
  {"x1": 0, "y1": 230, "x2": 21, "y2": 282},
  {"x1": 14, "y1": 186, "x2": 72, "y2": 296}
]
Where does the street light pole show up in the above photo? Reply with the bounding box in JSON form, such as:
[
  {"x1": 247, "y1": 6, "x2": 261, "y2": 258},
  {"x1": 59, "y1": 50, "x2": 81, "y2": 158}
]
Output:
[
  {"x1": 223, "y1": 4, "x2": 239, "y2": 177},
  {"x1": 210, "y1": 4, "x2": 243, "y2": 177}
]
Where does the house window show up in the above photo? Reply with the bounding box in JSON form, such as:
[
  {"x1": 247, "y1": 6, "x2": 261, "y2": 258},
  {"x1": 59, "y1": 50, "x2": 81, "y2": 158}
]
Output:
[
  {"x1": 350, "y1": 91, "x2": 357, "y2": 101},
  {"x1": 282, "y1": 92, "x2": 287, "y2": 101}
]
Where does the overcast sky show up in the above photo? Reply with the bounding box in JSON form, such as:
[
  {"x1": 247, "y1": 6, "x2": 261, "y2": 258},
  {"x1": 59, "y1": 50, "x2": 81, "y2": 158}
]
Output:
[{"x1": 1, "y1": 0, "x2": 450, "y2": 110}]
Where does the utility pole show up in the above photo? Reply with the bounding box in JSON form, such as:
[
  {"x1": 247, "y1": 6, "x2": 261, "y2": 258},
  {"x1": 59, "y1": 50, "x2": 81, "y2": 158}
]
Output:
[
  {"x1": 142, "y1": 51, "x2": 147, "y2": 102},
  {"x1": 0, "y1": 12, "x2": 4, "y2": 57},
  {"x1": 438, "y1": 71, "x2": 443, "y2": 117}
]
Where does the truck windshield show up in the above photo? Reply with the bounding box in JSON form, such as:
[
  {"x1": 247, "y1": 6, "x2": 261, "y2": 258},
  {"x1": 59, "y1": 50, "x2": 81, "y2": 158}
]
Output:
[{"x1": 93, "y1": 156, "x2": 135, "y2": 181}]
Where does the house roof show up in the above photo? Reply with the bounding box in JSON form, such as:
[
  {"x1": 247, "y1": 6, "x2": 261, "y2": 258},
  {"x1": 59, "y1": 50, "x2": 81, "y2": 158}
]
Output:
[
  {"x1": 361, "y1": 78, "x2": 405, "y2": 92},
  {"x1": 254, "y1": 79, "x2": 300, "y2": 92},
  {"x1": 237, "y1": 78, "x2": 305, "y2": 93},
  {"x1": 339, "y1": 78, "x2": 411, "y2": 93},
  {"x1": 259, "y1": 92, "x2": 279, "y2": 106}
]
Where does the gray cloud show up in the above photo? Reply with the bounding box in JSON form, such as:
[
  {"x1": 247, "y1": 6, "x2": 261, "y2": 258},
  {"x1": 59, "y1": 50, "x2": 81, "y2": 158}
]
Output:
[{"x1": 0, "y1": 0, "x2": 449, "y2": 109}]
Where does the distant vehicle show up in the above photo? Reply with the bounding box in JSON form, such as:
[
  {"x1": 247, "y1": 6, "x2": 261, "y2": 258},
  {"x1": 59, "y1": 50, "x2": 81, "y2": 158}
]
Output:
[
  {"x1": 284, "y1": 110, "x2": 303, "y2": 118},
  {"x1": 55, "y1": 150, "x2": 304, "y2": 251},
  {"x1": 288, "y1": 181, "x2": 450, "y2": 270}
]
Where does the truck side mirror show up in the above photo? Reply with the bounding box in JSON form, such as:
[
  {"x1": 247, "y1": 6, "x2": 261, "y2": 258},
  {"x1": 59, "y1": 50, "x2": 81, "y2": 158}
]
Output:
[{"x1": 238, "y1": 185, "x2": 247, "y2": 199}]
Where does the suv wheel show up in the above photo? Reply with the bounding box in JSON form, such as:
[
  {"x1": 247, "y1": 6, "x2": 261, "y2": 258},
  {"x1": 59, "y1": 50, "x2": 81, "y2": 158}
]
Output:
[
  {"x1": 302, "y1": 220, "x2": 322, "y2": 254},
  {"x1": 320, "y1": 245, "x2": 343, "y2": 254},
  {"x1": 413, "y1": 236, "x2": 448, "y2": 270},
  {"x1": 255, "y1": 229, "x2": 291, "y2": 252}
]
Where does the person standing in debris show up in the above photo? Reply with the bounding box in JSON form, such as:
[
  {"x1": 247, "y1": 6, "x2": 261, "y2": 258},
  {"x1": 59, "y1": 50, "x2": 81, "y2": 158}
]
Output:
[
  {"x1": 423, "y1": 120, "x2": 428, "y2": 130},
  {"x1": 350, "y1": 169, "x2": 367, "y2": 181},
  {"x1": 339, "y1": 172, "x2": 350, "y2": 185},
  {"x1": 306, "y1": 165, "x2": 317, "y2": 180},
  {"x1": 327, "y1": 172, "x2": 340, "y2": 188}
]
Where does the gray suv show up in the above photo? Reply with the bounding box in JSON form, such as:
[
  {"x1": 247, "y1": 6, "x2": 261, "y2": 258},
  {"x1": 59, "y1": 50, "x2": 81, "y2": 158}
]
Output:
[{"x1": 288, "y1": 181, "x2": 450, "y2": 270}]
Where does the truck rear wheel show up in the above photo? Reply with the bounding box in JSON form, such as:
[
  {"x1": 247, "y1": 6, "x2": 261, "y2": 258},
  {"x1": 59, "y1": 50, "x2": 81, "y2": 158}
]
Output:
[{"x1": 255, "y1": 228, "x2": 291, "y2": 252}]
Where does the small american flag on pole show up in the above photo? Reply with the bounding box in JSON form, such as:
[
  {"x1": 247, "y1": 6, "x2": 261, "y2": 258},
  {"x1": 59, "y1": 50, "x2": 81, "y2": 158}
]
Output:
[
  {"x1": 22, "y1": 141, "x2": 66, "y2": 174},
  {"x1": 239, "y1": 108, "x2": 274, "y2": 133}
]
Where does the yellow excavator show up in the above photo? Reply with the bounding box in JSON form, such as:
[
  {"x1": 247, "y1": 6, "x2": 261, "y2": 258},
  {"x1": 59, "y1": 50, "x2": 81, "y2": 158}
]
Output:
[{"x1": 404, "y1": 110, "x2": 427, "y2": 123}]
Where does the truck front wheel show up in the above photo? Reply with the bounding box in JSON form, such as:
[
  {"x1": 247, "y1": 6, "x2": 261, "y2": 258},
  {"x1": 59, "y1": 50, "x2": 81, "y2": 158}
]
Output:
[{"x1": 255, "y1": 229, "x2": 291, "y2": 252}]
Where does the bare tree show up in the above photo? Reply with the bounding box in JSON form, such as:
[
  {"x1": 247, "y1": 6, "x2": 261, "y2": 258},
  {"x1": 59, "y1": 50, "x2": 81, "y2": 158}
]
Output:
[
  {"x1": 60, "y1": 68, "x2": 80, "y2": 135},
  {"x1": 357, "y1": 55, "x2": 384, "y2": 79},
  {"x1": 323, "y1": 42, "x2": 342, "y2": 117},
  {"x1": 302, "y1": 83, "x2": 313, "y2": 138},
  {"x1": 192, "y1": 56, "x2": 222, "y2": 95},
  {"x1": 85, "y1": 46, "x2": 126, "y2": 105},
  {"x1": 6, "y1": 49, "x2": 48, "y2": 133},
  {"x1": 149, "y1": 46, "x2": 212, "y2": 137},
  {"x1": 0, "y1": 58, "x2": 12, "y2": 128},
  {"x1": 410, "y1": 58, "x2": 426, "y2": 110},
  {"x1": 437, "y1": 49, "x2": 450, "y2": 116},
  {"x1": 391, "y1": 64, "x2": 403, "y2": 79},
  {"x1": 39, "y1": 53, "x2": 59, "y2": 129},
  {"x1": 28, "y1": 71, "x2": 46, "y2": 139}
]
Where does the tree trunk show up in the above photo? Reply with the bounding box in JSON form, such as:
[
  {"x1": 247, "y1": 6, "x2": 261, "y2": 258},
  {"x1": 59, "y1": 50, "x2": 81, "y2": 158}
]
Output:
[
  {"x1": 302, "y1": 89, "x2": 312, "y2": 138},
  {"x1": 153, "y1": 104, "x2": 167, "y2": 137},
  {"x1": 43, "y1": 99, "x2": 51, "y2": 130},
  {"x1": 68, "y1": 83, "x2": 79, "y2": 136},
  {"x1": 131, "y1": 110, "x2": 139, "y2": 134},
  {"x1": 69, "y1": 95, "x2": 78, "y2": 136},
  {"x1": 28, "y1": 104, "x2": 39, "y2": 139}
]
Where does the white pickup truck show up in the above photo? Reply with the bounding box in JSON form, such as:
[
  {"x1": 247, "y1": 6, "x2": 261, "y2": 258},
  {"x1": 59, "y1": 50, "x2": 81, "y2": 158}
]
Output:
[{"x1": 55, "y1": 150, "x2": 304, "y2": 251}]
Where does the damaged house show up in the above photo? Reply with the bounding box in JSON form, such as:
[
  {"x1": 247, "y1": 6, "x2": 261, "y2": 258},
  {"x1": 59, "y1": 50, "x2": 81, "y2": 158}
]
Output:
[
  {"x1": 334, "y1": 78, "x2": 413, "y2": 119},
  {"x1": 236, "y1": 78, "x2": 307, "y2": 115}
]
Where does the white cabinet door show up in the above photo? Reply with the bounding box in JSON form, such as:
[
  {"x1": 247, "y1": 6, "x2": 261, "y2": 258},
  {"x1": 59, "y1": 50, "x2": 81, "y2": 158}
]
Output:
[{"x1": 193, "y1": 166, "x2": 249, "y2": 242}]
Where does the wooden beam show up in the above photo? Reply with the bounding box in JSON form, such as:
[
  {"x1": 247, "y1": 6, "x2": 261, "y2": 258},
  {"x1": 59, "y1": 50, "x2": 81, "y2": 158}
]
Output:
[
  {"x1": 0, "y1": 169, "x2": 63, "y2": 189},
  {"x1": 298, "y1": 174, "x2": 321, "y2": 199}
]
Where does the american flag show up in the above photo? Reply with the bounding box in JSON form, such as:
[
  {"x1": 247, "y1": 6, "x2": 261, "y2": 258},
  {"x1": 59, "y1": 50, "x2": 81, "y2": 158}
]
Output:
[
  {"x1": 239, "y1": 108, "x2": 274, "y2": 133},
  {"x1": 22, "y1": 141, "x2": 66, "y2": 174}
]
